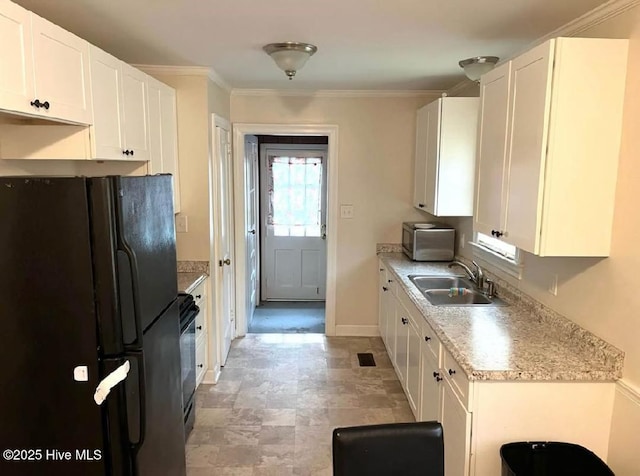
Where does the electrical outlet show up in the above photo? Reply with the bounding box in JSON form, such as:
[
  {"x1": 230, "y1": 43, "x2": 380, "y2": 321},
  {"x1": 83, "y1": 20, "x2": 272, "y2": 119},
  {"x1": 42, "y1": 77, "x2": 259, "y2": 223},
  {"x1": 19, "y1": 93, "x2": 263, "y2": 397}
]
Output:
[
  {"x1": 548, "y1": 274, "x2": 558, "y2": 296},
  {"x1": 459, "y1": 233, "x2": 465, "y2": 249},
  {"x1": 175, "y1": 214, "x2": 188, "y2": 233},
  {"x1": 340, "y1": 205, "x2": 354, "y2": 219}
]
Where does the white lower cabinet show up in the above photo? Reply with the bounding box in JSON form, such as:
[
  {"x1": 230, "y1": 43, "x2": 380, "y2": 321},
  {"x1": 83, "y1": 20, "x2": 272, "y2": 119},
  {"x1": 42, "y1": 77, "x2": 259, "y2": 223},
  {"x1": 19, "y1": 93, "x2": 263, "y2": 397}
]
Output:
[
  {"x1": 192, "y1": 278, "x2": 209, "y2": 388},
  {"x1": 377, "y1": 260, "x2": 616, "y2": 476},
  {"x1": 442, "y1": 373, "x2": 472, "y2": 476}
]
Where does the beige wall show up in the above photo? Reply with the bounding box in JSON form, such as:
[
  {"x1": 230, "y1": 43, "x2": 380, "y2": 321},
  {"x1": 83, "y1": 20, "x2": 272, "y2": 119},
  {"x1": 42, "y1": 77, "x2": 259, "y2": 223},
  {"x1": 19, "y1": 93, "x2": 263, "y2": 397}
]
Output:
[
  {"x1": 231, "y1": 93, "x2": 440, "y2": 329},
  {"x1": 450, "y1": 6, "x2": 640, "y2": 473},
  {"x1": 152, "y1": 74, "x2": 231, "y2": 261}
]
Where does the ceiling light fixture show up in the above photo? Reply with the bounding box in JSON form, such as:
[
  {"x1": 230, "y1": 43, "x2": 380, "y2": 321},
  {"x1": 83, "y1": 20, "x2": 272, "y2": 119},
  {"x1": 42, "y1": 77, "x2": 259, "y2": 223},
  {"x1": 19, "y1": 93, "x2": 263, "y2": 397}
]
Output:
[
  {"x1": 263, "y1": 42, "x2": 318, "y2": 80},
  {"x1": 458, "y1": 56, "x2": 499, "y2": 82}
]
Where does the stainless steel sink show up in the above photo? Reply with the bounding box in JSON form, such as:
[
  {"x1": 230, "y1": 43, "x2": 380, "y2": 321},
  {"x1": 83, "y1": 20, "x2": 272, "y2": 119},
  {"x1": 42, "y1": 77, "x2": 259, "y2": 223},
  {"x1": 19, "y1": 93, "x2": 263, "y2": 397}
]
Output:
[
  {"x1": 410, "y1": 275, "x2": 474, "y2": 292},
  {"x1": 408, "y1": 275, "x2": 507, "y2": 307}
]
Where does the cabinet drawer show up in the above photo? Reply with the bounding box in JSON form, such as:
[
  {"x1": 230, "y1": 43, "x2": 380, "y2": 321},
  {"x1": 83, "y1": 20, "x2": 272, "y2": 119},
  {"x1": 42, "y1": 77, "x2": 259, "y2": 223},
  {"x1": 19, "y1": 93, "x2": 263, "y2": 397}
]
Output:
[
  {"x1": 384, "y1": 272, "x2": 398, "y2": 296},
  {"x1": 191, "y1": 279, "x2": 207, "y2": 304},
  {"x1": 196, "y1": 338, "x2": 207, "y2": 386},
  {"x1": 443, "y1": 348, "x2": 471, "y2": 408}
]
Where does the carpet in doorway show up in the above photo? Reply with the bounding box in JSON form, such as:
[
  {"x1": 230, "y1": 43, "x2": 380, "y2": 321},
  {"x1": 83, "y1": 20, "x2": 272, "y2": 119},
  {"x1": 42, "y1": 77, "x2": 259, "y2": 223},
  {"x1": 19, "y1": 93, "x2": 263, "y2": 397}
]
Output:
[{"x1": 248, "y1": 301, "x2": 325, "y2": 333}]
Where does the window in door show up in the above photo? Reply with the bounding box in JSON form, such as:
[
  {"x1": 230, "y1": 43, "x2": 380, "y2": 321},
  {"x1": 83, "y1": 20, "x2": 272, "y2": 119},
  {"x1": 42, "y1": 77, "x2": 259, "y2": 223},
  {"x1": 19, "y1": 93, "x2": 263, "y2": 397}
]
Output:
[{"x1": 267, "y1": 155, "x2": 323, "y2": 238}]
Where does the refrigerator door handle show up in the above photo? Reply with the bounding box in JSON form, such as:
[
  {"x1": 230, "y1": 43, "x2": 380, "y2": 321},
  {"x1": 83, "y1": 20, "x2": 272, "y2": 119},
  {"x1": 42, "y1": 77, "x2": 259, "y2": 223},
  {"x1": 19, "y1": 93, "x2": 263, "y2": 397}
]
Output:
[
  {"x1": 117, "y1": 236, "x2": 143, "y2": 350},
  {"x1": 127, "y1": 350, "x2": 147, "y2": 454}
]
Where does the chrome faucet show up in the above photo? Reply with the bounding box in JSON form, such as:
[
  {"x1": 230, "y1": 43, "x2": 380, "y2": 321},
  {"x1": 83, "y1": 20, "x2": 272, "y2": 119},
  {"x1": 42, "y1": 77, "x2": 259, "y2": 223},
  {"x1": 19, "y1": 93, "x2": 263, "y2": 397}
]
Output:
[{"x1": 448, "y1": 260, "x2": 485, "y2": 291}]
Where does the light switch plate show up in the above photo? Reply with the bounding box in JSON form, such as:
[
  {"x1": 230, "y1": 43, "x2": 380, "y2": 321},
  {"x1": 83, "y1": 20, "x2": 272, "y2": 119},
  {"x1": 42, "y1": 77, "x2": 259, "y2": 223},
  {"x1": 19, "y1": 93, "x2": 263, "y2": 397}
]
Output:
[
  {"x1": 176, "y1": 214, "x2": 188, "y2": 233},
  {"x1": 340, "y1": 205, "x2": 354, "y2": 219}
]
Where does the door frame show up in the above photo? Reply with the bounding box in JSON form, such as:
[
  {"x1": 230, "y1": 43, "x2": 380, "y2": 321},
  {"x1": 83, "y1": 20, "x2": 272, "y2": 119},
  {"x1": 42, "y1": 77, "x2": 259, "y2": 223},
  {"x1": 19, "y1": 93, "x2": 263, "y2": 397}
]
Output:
[
  {"x1": 232, "y1": 123, "x2": 339, "y2": 336},
  {"x1": 259, "y1": 143, "x2": 328, "y2": 302}
]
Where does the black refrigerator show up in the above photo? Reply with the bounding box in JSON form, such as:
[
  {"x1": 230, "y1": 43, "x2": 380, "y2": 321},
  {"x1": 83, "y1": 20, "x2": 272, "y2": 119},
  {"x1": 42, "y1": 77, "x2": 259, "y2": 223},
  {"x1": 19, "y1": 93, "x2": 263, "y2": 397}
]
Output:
[{"x1": 0, "y1": 175, "x2": 187, "y2": 476}]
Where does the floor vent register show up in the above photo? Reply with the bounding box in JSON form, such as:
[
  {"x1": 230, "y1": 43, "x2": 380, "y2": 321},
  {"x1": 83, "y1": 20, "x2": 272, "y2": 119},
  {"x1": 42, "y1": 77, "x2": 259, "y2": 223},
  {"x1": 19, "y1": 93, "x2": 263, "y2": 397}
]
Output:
[{"x1": 357, "y1": 353, "x2": 376, "y2": 367}]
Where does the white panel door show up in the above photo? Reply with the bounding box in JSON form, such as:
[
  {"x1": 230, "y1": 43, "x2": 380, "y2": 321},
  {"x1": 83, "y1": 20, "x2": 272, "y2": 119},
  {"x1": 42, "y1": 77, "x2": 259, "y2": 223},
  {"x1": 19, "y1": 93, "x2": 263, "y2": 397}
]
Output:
[
  {"x1": 261, "y1": 145, "x2": 327, "y2": 301},
  {"x1": 31, "y1": 13, "x2": 91, "y2": 124},
  {"x1": 474, "y1": 61, "x2": 512, "y2": 238},
  {"x1": 216, "y1": 121, "x2": 235, "y2": 364},
  {"x1": 505, "y1": 41, "x2": 555, "y2": 253},
  {"x1": 0, "y1": 1, "x2": 33, "y2": 115},
  {"x1": 413, "y1": 105, "x2": 429, "y2": 210},
  {"x1": 244, "y1": 135, "x2": 259, "y2": 325},
  {"x1": 121, "y1": 63, "x2": 149, "y2": 160}
]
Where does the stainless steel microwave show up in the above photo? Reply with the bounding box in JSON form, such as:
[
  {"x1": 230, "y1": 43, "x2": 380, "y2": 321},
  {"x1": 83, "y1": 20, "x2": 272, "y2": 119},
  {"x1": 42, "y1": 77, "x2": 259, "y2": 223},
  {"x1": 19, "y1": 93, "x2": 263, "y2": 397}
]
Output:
[{"x1": 402, "y1": 222, "x2": 455, "y2": 261}]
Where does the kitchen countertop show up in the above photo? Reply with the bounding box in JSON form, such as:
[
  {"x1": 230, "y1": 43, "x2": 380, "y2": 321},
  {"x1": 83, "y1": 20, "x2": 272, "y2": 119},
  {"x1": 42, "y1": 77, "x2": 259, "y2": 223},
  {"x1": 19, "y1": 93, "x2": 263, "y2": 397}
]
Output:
[
  {"x1": 177, "y1": 272, "x2": 207, "y2": 294},
  {"x1": 379, "y1": 252, "x2": 623, "y2": 382}
]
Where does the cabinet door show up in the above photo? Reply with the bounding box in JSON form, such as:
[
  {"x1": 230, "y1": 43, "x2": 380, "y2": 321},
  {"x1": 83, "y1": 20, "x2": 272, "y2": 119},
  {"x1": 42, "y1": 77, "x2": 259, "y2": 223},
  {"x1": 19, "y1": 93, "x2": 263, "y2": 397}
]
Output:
[
  {"x1": 475, "y1": 62, "x2": 511, "y2": 238},
  {"x1": 0, "y1": 1, "x2": 34, "y2": 115},
  {"x1": 89, "y1": 45, "x2": 125, "y2": 159},
  {"x1": 413, "y1": 105, "x2": 429, "y2": 210},
  {"x1": 442, "y1": 379, "x2": 472, "y2": 476},
  {"x1": 422, "y1": 99, "x2": 441, "y2": 214},
  {"x1": 394, "y1": 299, "x2": 409, "y2": 386},
  {"x1": 31, "y1": 13, "x2": 91, "y2": 124},
  {"x1": 160, "y1": 86, "x2": 180, "y2": 213},
  {"x1": 121, "y1": 63, "x2": 149, "y2": 160},
  {"x1": 420, "y1": 349, "x2": 441, "y2": 422},
  {"x1": 147, "y1": 78, "x2": 163, "y2": 174},
  {"x1": 504, "y1": 40, "x2": 555, "y2": 253},
  {"x1": 378, "y1": 265, "x2": 388, "y2": 346},
  {"x1": 406, "y1": 316, "x2": 421, "y2": 418}
]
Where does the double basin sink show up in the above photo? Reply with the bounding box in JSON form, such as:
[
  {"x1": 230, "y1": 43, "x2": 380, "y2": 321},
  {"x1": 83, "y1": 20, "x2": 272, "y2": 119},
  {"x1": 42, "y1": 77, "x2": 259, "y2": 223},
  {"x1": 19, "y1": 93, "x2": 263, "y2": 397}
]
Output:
[{"x1": 409, "y1": 275, "x2": 507, "y2": 307}]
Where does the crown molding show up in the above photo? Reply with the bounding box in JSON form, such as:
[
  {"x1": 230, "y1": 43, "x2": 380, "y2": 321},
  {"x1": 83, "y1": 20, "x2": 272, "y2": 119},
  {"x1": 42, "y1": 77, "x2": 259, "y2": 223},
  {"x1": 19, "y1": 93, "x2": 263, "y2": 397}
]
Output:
[
  {"x1": 446, "y1": 79, "x2": 478, "y2": 97},
  {"x1": 133, "y1": 64, "x2": 232, "y2": 92},
  {"x1": 617, "y1": 379, "x2": 640, "y2": 404},
  {"x1": 230, "y1": 89, "x2": 445, "y2": 98},
  {"x1": 511, "y1": 0, "x2": 640, "y2": 61}
]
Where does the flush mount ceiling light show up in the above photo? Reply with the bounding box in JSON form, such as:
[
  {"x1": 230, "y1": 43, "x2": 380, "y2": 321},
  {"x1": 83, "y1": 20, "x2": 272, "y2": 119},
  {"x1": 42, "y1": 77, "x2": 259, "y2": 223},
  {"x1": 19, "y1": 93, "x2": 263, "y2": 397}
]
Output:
[
  {"x1": 458, "y1": 56, "x2": 499, "y2": 82},
  {"x1": 263, "y1": 42, "x2": 318, "y2": 80}
]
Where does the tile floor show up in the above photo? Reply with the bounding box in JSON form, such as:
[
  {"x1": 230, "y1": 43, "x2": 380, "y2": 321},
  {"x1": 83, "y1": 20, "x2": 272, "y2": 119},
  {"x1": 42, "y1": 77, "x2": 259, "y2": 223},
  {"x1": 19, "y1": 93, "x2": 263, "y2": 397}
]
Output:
[{"x1": 186, "y1": 334, "x2": 415, "y2": 475}]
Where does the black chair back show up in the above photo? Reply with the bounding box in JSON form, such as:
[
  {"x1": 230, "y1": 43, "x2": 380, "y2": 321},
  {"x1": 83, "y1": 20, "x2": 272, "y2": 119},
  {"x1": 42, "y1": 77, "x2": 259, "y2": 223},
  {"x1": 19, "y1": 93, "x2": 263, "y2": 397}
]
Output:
[{"x1": 332, "y1": 421, "x2": 444, "y2": 476}]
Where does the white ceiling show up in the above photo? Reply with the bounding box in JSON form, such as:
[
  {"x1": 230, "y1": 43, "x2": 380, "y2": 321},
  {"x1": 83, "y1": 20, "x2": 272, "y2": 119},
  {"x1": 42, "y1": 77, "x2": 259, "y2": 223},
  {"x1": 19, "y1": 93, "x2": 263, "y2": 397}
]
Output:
[{"x1": 15, "y1": 0, "x2": 608, "y2": 90}]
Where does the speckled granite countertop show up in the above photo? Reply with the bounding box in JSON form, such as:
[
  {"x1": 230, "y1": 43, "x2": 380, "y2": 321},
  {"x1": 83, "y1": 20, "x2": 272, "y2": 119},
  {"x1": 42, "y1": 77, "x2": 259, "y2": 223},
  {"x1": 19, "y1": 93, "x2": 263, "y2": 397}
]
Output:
[
  {"x1": 379, "y1": 252, "x2": 623, "y2": 382},
  {"x1": 177, "y1": 260, "x2": 209, "y2": 294}
]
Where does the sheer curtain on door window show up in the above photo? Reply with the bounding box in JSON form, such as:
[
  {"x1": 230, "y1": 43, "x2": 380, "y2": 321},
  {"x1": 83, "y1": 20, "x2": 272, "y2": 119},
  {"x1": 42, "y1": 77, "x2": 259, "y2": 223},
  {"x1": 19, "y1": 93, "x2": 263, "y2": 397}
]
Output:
[{"x1": 267, "y1": 155, "x2": 323, "y2": 237}]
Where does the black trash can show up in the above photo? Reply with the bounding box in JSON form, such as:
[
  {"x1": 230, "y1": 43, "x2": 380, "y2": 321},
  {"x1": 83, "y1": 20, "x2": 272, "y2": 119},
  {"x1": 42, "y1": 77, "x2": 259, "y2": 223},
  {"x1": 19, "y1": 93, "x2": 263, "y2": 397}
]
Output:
[{"x1": 500, "y1": 442, "x2": 614, "y2": 476}]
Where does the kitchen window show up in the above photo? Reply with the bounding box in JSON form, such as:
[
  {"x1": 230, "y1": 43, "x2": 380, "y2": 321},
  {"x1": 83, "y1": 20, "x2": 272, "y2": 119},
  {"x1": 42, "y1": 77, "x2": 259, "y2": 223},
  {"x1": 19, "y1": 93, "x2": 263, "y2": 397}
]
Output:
[{"x1": 471, "y1": 232, "x2": 523, "y2": 279}]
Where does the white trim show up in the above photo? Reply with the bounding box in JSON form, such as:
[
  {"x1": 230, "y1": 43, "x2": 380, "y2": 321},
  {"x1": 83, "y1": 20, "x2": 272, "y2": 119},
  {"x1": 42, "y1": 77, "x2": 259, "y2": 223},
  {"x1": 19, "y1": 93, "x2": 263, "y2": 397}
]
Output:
[
  {"x1": 445, "y1": 0, "x2": 640, "y2": 98},
  {"x1": 446, "y1": 79, "x2": 477, "y2": 97},
  {"x1": 231, "y1": 89, "x2": 444, "y2": 98},
  {"x1": 469, "y1": 242, "x2": 524, "y2": 280},
  {"x1": 232, "y1": 123, "x2": 339, "y2": 336},
  {"x1": 202, "y1": 365, "x2": 221, "y2": 385},
  {"x1": 335, "y1": 325, "x2": 380, "y2": 337},
  {"x1": 539, "y1": 0, "x2": 640, "y2": 41},
  {"x1": 133, "y1": 64, "x2": 232, "y2": 92},
  {"x1": 617, "y1": 379, "x2": 640, "y2": 405}
]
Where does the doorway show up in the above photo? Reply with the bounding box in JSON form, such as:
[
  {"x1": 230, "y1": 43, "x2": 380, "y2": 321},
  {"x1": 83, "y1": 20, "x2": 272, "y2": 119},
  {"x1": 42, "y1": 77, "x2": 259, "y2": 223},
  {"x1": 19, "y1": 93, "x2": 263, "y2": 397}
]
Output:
[
  {"x1": 260, "y1": 142, "x2": 328, "y2": 301},
  {"x1": 232, "y1": 124, "x2": 339, "y2": 337}
]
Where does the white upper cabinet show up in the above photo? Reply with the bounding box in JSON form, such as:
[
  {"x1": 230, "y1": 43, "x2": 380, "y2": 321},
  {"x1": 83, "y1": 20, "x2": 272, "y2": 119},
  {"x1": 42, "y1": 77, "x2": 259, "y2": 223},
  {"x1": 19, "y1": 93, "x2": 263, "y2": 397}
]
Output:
[
  {"x1": 89, "y1": 45, "x2": 150, "y2": 161},
  {"x1": 120, "y1": 63, "x2": 149, "y2": 161},
  {"x1": 413, "y1": 97, "x2": 479, "y2": 216},
  {"x1": 0, "y1": 1, "x2": 91, "y2": 124},
  {"x1": 147, "y1": 76, "x2": 181, "y2": 213},
  {"x1": 474, "y1": 62, "x2": 511, "y2": 241},
  {"x1": 475, "y1": 37, "x2": 628, "y2": 256},
  {"x1": 0, "y1": 0, "x2": 33, "y2": 114}
]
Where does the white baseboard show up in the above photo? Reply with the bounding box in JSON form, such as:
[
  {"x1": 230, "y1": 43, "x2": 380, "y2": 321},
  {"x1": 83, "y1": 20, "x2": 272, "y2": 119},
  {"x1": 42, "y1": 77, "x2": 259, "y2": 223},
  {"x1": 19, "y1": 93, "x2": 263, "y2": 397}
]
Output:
[
  {"x1": 203, "y1": 364, "x2": 221, "y2": 385},
  {"x1": 335, "y1": 325, "x2": 380, "y2": 337}
]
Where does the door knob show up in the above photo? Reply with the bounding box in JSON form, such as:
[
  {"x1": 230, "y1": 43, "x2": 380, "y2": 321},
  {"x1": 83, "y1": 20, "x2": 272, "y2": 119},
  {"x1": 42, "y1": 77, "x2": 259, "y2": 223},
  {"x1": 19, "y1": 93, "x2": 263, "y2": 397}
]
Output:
[
  {"x1": 249, "y1": 229, "x2": 256, "y2": 235},
  {"x1": 223, "y1": 258, "x2": 231, "y2": 265}
]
